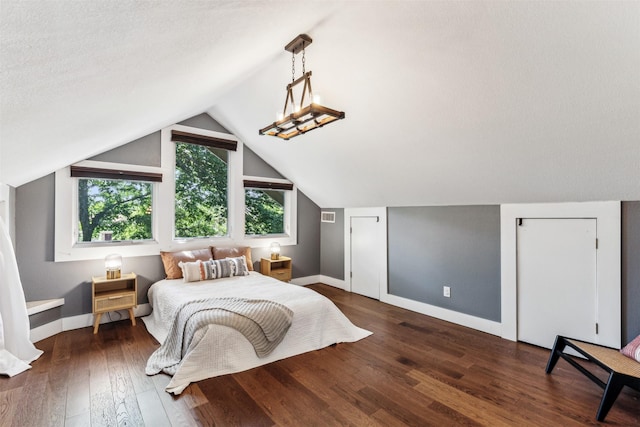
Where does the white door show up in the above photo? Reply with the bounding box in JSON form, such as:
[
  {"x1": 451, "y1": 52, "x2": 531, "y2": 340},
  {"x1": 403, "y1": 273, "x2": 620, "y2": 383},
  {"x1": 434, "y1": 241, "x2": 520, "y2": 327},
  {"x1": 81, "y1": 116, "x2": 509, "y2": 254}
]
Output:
[
  {"x1": 350, "y1": 216, "x2": 380, "y2": 299},
  {"x1": 517, "y1": 218, "x2": 597, "y2": 349}
]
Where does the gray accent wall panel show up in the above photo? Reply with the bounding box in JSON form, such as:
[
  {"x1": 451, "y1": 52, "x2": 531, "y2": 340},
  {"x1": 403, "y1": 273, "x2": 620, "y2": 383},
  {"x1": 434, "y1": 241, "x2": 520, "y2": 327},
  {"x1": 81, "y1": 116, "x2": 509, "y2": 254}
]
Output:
[
  {"x1": 29, "y1": 306, "x2": 63, "y2": 329},
  {"x1": 89, "y1": 131, "x2": 161, "y2": 167},
  {"x1": 622, "y1": 201, "x2": 640, "y2": 345},
  {"x1": 321, "y1": 208, "x2": 345, "y2": 279},
  {"x1": 178, "y1": 113, "x2": 230, "y2": 133},
  {"x1": 244, "y1": 146, "x2": 284, "y2": 179},
  {"x1": 388, "y1": 206, "x2": 501, "y2": 322}
]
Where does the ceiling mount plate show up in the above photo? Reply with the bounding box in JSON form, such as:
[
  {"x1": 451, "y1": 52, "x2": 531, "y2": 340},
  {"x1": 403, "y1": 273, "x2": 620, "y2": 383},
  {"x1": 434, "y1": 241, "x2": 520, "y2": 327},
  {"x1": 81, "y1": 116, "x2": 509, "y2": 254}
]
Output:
[{"x1": 285, "y1": 34, "x2": 313, "y2": 54}]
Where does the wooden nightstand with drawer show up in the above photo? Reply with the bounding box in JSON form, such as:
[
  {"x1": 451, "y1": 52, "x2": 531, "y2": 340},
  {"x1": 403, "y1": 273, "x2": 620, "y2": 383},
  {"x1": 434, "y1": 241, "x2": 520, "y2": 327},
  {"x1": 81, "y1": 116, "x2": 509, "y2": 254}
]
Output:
[
  {"x1": 260, "y1": 256, "x2": 292, "y2": 282},
  {"x1": 92, "y1": 272, "x2": 137, "y2": 334}
]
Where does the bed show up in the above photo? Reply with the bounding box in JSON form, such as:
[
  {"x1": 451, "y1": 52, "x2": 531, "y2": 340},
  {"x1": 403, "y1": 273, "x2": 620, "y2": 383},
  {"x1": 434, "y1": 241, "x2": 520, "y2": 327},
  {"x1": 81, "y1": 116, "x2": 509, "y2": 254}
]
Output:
[{"x1": 142, "y1": 271, "x2": 372, "y2": 394}]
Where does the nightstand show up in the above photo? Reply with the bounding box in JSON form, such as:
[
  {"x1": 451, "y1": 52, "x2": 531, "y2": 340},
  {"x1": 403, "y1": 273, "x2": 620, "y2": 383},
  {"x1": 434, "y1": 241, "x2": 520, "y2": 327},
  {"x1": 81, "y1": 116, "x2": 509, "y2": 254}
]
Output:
[
  {"x1": 91, "y1": 272, "x2": 137, "y2": 334},
  {"x1": 260, "y1": 256, "x2": 292, "y2": 282}
]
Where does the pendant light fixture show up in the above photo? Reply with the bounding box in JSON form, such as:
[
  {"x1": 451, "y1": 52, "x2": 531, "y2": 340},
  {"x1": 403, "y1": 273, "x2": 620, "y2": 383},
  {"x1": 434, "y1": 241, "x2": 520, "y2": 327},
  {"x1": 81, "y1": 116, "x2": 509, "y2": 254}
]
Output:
[{"x1": 259, "y1": 34, "x2": 345, "y2": 140}]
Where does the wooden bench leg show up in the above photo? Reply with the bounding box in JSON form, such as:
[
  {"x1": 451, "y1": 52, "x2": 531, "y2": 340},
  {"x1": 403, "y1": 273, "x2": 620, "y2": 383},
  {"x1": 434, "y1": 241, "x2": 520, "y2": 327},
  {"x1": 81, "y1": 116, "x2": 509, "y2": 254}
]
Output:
[
  {"x1": 545, "y1": 335, "x2": 566, "y2": 374},
  {"x1": 596, "y1": 372, "x2": 625, "y2": 422}
]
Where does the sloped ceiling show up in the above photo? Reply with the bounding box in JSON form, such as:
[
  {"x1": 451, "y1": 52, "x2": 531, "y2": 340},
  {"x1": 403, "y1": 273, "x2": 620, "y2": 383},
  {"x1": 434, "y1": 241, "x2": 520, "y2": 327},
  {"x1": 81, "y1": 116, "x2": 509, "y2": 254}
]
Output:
[{"x1": 2, "y1": 1, "x2": 639, "y2": 208}]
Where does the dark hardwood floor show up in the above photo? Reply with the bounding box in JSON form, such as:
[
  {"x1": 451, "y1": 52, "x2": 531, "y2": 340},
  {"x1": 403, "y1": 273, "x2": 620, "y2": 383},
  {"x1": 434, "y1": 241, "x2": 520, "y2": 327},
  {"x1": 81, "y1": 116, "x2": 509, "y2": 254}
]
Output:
[{"x1": 1, "y1": 284, "x2": 638, "y2": 426}]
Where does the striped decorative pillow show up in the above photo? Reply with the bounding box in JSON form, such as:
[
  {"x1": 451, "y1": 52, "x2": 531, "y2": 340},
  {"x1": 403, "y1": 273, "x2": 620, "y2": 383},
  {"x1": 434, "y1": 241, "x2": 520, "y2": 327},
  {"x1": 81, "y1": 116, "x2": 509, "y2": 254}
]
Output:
[
  {"x1": 178, "y1": 258, "x2": 240, "y2": 282},
  {"x1": 621, "y1": 334, "x2": 640, "y2": 363},
  {"x1": 226, "y1": 255, "x2": 250, "y2": 277},
  {"x1": 209, "y1": 259, "x2": 234, "y2": 279}
]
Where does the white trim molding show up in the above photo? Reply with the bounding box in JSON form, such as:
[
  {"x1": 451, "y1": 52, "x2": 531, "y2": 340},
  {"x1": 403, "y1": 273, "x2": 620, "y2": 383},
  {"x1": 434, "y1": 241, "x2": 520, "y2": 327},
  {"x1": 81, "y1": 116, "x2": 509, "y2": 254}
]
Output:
[
  {"x1": 317, "y1": 275, "x2": 348, "y2": 291},
  {"x1": 30, "y1": 304, "x2": 152, "y2": 343},
  {"x1": 383, "y1": 293, "x2": 502, "y2": 336},
  {"x1": 500, "y1": 201, "x2": 621, "y2": 348},
  {"x1": 292, "y1": 275, "x2": 348, "y2": 291},
  {"x1": 290, "y1": 275, "x2": 321, "y2": 286}
]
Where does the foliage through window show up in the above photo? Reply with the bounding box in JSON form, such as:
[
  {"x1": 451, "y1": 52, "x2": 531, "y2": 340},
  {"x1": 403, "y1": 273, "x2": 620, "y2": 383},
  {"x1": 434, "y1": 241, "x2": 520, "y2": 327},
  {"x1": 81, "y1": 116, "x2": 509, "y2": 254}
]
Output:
[
  {"x1": 77, "y1": 178, "x2": 153, "y2": 242},
  {"x1": 245, "y1": 188, "x2": 285, "y2": 235},
  {"x1": 174, "y1": 142, "x2": 228, "y2": 238}
]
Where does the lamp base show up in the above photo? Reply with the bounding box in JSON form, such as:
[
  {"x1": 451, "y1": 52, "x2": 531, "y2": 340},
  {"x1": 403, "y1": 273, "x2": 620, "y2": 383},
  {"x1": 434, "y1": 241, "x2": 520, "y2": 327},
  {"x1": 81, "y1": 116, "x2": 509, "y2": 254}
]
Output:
[
  {"x1": 271, "y1": 253, "x2": 280, "y2": 260},
  {"x1": 106, "y1": 270, "x2": 121, "y2": 280}
]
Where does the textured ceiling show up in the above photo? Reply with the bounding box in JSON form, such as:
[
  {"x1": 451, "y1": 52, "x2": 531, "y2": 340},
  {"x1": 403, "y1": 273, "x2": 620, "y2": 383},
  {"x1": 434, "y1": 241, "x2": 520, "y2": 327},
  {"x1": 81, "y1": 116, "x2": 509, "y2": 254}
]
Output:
[{"x1": 2, "y1": 1, "x2": 639, "y2": 208}]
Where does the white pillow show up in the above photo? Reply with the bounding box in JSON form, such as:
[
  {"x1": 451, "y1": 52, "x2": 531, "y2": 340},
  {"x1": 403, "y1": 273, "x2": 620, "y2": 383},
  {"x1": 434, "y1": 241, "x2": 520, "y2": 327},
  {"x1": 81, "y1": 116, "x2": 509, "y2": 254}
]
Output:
[{"x1": 178, "y1": 259, "x2": 207, "y2": 283}]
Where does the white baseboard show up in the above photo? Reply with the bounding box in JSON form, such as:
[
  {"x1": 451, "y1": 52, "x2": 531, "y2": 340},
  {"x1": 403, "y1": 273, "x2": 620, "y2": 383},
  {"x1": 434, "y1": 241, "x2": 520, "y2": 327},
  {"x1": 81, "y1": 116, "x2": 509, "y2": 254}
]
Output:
[
  {"x1": 317, "y1": 275, "x2": 348, "y2": 291},
  {"x1": 290, "y1": 275, "x2": 347, "y2": 290},
  {"x1": 30, "y1": 304, "x2": 152, "y2": 343},
  {"x1": 314, "y1": 275, "x2": 501, "y2": 337},
  {"x1": 289, "y1": 275, "x2": 321, "y2": 286},
  {"x1": 381, "y1": 293, "x2": 502, "y2": 336},
  {"x1": 30, "y1": 319, "x2": 63, "y2": 343}
]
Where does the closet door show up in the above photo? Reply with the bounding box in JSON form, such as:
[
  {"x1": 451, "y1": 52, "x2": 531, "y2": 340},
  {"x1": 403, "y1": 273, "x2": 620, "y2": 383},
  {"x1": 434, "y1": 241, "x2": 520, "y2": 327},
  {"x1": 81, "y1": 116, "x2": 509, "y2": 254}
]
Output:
[
  {"x1": 350, "y1": 216, "x2": 381, "y2": 299},
  {"x1": 517, "y1": 218, "x2": 597, "y2": 349}
]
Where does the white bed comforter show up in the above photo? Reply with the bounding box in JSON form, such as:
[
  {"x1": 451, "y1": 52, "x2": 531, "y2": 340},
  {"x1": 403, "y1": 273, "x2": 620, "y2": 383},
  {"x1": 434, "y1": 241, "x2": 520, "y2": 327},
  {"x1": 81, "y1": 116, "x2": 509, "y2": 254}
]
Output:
[{"x1": 142, "y1": 272, "x2": 371, "y2": 394}]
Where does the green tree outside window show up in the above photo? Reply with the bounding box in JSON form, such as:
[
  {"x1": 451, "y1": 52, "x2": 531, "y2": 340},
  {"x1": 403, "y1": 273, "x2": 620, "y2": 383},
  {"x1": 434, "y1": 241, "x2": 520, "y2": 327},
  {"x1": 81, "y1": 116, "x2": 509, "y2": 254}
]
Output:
[
  {"x1": 174, "y1": 142, "x2": 228, "y2": 238},
  {"x1": 77, "y1": 178, "x2": 152, "y2": 242}
]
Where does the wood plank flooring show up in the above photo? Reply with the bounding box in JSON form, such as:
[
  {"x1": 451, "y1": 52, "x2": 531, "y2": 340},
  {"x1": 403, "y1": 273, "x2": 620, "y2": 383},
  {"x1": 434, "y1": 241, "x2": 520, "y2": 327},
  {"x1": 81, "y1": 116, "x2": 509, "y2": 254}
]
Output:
[{"x1": 1, "y1": 284, "x2": 638, "y2": 426}]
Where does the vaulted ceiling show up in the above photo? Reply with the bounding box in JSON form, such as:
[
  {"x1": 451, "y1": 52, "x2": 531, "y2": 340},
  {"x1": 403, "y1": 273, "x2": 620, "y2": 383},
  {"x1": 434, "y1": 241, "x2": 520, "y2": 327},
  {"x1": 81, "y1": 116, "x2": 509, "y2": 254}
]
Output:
[{"x1": 1, "y1": 1, "x2": 639, "y2": 208}]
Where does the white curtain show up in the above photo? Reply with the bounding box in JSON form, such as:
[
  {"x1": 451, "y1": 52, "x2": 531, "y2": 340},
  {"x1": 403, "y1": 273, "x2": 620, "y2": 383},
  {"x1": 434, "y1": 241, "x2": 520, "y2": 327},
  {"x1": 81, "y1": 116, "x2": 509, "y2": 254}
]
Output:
[{"x1": 0, "y1": 217, "x2": 42, "y2": 376}]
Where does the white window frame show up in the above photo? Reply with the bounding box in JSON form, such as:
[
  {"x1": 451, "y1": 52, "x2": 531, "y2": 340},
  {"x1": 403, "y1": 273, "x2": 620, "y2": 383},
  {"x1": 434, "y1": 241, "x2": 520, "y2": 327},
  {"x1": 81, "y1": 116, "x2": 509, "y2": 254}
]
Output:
[
  {"x1": 54, "y1": 160, "x2": 163, "y2": 261},
  {"x1": 160, "y1": 124, "x2": 238, "y2": 251},
  {"x1": 243, "y1": 175, "x2": 297, "y2": 242},
  {"x1": 55, "y1": 124, "x2": 298, "y2": 262}
]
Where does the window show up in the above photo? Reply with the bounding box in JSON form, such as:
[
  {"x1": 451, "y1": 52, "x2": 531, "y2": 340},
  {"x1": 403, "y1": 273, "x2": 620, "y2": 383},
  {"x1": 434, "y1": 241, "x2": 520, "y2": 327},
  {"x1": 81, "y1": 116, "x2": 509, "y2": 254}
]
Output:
[
  {"x1": 77, "y1": 178, "x2": 153, "y2": 243},
  {"x1": 243, "y1": 179, "x2": 294, "y2": 237},
  {"x1": 55, "y1": 162, "x2": 163, "y2": 261},
  {"x1": 245, "y1": 188, "x2": 285, "y2": 235},
  {"x1": 55, "y1": 124, "x2": 297, "y2": 262},
  {"x1": 170, "y1": 129, "x2": 237, "y2": 240},
  {"x1": 70, "y1": 165, "x2": 161, "y2": 244},
  {"x1": 174, "y1": 142, "x2": 229, "y2": 238}
]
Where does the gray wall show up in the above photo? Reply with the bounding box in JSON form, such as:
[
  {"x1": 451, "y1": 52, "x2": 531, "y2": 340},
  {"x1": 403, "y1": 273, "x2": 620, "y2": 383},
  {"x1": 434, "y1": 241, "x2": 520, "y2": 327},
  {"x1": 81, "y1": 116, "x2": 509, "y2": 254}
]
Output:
[
  {"x1": 15, "y1": 113, "x2": 320, "y2": 324},
  {"x1": 388, "y1": 206, "x2": 502, "y2": 322},
  {"x1": 244, "y1": 146, "x2": 284, "y2": 179},
  {"x1": 251, "y1": 191, "x2": 320, "y2": 278},
  {"x1": 90, "y1": 131, "x2": 161, "y2": 167},
  {"x1": 320, "y1": 208, "x2": 345, "y2": 279},
  {"x1": 622, "y1": 201, "x2": 640, "y2": 345}
]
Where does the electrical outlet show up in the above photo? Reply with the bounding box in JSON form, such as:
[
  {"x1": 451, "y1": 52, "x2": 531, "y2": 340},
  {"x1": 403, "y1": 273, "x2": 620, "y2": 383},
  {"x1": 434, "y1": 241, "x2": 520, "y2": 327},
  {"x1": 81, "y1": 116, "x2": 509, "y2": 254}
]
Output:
[{"x1": 443, "y1": 286, "x2": 451, "y2": 298}]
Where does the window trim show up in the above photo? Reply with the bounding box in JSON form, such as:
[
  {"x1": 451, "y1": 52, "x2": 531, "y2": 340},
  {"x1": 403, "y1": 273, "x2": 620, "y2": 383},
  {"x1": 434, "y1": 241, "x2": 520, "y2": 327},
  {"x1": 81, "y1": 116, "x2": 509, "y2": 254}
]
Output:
[
  {"x1": 55, "y1": 160, "x2": 163, "y2": 262},
  {"x1": 243, "y1": 176, "x2": 296, "y2": 239}
]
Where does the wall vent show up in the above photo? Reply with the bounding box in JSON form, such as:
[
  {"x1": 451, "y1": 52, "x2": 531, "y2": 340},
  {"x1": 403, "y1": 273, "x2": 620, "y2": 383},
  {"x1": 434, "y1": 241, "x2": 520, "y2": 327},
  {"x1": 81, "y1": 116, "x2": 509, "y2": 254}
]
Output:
[{"x1": 321, "y1": 211, "x2": 336, "y2": 223}]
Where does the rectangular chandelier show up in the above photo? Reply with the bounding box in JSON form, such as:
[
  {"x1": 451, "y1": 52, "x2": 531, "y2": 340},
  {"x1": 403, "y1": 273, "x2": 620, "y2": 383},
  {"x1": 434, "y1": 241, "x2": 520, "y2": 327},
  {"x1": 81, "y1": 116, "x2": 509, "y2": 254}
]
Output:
[{"x1": 259, "y1": 34, "x2": 345, "y2": 141}]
